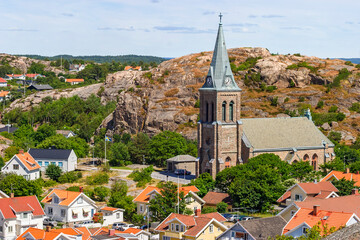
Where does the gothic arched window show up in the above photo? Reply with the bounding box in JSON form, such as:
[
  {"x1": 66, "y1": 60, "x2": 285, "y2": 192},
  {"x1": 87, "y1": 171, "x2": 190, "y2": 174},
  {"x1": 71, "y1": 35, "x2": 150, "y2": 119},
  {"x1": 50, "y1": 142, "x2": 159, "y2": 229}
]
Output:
[
  {"x1": 222, "y1": 101, "x2": 227, "y2": 121},
  {"x1": 225, "y1": 157, "x2": 231, "y2": 168},
  {"x1": 312, "y1": 154, "x2": 318, "y2": 170},
  {"x1": 229, "y1": 101, "x2": 234, "y2": 121},
  {"x1": 303, "y1": 154, "x2": 309, "y2": 161},
  {"x1": 206, "y1": 102, "x2": 209, "y2": 122}
]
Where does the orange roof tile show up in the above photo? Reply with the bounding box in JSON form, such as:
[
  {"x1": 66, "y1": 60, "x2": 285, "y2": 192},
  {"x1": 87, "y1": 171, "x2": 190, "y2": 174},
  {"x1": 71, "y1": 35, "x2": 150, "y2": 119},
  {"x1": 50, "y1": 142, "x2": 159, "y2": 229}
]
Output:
[
  {"x1": 298, "y1": 182, "x2": 338, "y2": 194},
  {"x1": 203, "y1": 192, "x2": 232, "y2": 205},
  {"x1": 0, "y1": 196, "x2": 45, "y2": 219},
  {"x1": 277, "y1": 190, "x2": 292, "y2": 203},
  {"x1": 321, "y1": 170, "x2": 360, "y2": 187},
  {"x1": 0, "y1": 91, "x2": 9, "y2": 97},
  {"x1": 65, "y1": 78, "x2": 84, "y2": 83},
  {"x1": 101, "y1": 207, "x2": 119, "y2": 212},
  {"x1": 15, "y1": 152, "x2": 41, "y2": 171},
  {"x1": 314, "y1": 190, "x2": 336, "y2": 199},
  {"x1": 133, "y1": 185, "x2": 199, "y2": 204},
  {"x1": 122, "y1": 228, "x2": 142, "y2": 234},
  {"x1": 17, "y1": 227, "x2": 94, "y2": 240},
  {"x1": 283, "y1": 208, "x2": 354, "y2": 235},
  {"x1": 41, "y1": 189, "x2": 82, "y2": 206},
  {"x1": 0, "y1": 78, "x2": 7, "y2": 83},
  {"x1": 124, "y1": 66, "x2": 133, "y2": 70}
]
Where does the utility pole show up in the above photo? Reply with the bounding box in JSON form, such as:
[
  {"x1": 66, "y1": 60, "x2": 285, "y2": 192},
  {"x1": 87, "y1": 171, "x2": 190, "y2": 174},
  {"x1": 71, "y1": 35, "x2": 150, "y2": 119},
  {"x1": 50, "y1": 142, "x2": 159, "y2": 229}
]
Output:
[{"x1": 177, "y1": 175, "x2": 180, "y2": 214}]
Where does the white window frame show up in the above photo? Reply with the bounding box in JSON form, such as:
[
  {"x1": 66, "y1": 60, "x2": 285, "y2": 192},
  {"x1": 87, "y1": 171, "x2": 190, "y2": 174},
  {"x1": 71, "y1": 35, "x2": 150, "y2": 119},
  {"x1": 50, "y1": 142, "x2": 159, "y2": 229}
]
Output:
[
  {"x1": 171, "y1": 223, "x2": 174, "y2": 231},
  {"x1": 140, "y1": 205, "x2": 143, "y2": 212},
  {"x1": 209, "y1": 224, "x2": 214, "y2": 233},
  {"x1": 302, "y1": 227, "x2": 308, "y2": 234},
  {"x1": 295, "y1": 194, "x2": 303, "y2": 201},
  {"x1": 8, "y1": 226, "x2": 13, "y2": 233},
  {"x1": 22, "y1": 213, "x2": 28, "y2": 219},
  {"x1": 61, "y1": 209, "x2": 66, "y2": 217},
  {"x1": 175, "y1": 224, "x2": 180, "y2": 232},
  {"x1": 116, "y1": 212, "x2": 120, "y2": 219},
  {"x1": 13, "y1": 164, "x2": 19, "y2": 170},
  {"x1": 48, "y1": 207, "x2": 53, "y2": 215}
]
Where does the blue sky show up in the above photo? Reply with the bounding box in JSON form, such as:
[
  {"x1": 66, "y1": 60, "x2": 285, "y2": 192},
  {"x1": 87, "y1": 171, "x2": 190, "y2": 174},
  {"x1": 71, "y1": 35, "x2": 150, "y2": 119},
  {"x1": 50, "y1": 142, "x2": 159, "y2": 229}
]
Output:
[{"x1": 0, "y1": 0, "x2": 359, "y2": 58}]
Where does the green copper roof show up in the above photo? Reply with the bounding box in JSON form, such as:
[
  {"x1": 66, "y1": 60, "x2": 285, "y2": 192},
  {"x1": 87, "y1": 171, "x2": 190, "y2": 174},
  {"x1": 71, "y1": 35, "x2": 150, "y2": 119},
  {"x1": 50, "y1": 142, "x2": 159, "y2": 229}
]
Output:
[{"x1": 201, "y1": 23, "x2": 241, "y2": 91}]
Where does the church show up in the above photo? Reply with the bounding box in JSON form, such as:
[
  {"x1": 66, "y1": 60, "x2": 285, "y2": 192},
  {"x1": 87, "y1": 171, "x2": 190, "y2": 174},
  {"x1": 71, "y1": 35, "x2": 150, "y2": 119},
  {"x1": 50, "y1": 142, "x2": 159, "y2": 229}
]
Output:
[{"x1": 196, "y1": 18, "x2": 335, "y2": 179}]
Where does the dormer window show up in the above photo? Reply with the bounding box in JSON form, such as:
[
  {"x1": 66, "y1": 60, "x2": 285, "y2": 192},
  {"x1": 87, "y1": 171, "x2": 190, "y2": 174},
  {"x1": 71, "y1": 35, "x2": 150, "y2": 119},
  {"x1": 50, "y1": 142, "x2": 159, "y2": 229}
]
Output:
[{"x1": 54, "y1": 196, "x2": 59, "y2": 204}]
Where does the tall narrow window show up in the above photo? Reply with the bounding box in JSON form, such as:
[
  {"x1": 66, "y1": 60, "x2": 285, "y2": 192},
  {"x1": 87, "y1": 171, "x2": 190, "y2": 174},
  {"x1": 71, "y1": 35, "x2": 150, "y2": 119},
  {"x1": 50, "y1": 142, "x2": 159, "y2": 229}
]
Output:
[
  {"x1": 222, "y1": 101, "x2": 227, "y2": 121},
  {"x1": 206, "y1": 102, "x2": 209, "y2": 122},
  {"x1": 211, "y1": 102, "x2": 215, "y2": 122},
  {"x1": 229, "y1": 101, "x2": 234, "y2": 121}
]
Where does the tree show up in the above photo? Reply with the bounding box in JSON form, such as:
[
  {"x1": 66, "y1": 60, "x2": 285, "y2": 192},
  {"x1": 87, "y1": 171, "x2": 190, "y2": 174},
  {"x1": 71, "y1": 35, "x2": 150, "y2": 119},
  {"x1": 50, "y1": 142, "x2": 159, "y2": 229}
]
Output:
[
  {"x1": 108, "y1": 181, "x2": 135, "y2": 220},
  {"x1": 149, "y1": 182, "x2": 186, "y2": 222},
  {"x1": 332, "y1": 178, "x2": 357, "y2": 196},
  {"x1": 290, "y1": 161, "x2": 315, "y2": 182},
  {"x1": 128, "y1": 133, "x2": 151, "y2": 164},
  {"x1": 45, "y1": 164, "x2": 62, "y2": 181},
  {"x1": 216, "y1": 202, "x2": 228, "y2": 213},
  {"x1": 0, "y1": 157, "x2": 4, "y2": 169},
  {"x1": 149, "y1": 131, "x2": 188, "y2": 166},
  {"x1": 33, "y1": 124, "x2": 56, "y2": 143},
  {"x1": 188, "y1": 173, "x2": 215, "y2": 197},
  {"x1": 4, "y1": 146, "x2": 20, "y2": 161},
  {"x1": 0, "y1": 174, "x2": 42, "y2": 197},
  {"x1": 109, "y1": 142, "x2": 130, "y2": 166},
  {"x1": 128, "y1": 165, "x2": 154, "y2": 187},
  {"x1": 92, "y1": 186, "x2": 110, "y2": 201}
]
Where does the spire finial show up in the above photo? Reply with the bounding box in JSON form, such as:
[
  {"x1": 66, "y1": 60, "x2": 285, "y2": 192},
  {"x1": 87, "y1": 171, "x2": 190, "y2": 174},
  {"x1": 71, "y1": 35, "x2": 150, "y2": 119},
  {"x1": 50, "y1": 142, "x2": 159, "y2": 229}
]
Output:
[{"x1": 219, "y1": 12, "x2": 223, "y2": 24}]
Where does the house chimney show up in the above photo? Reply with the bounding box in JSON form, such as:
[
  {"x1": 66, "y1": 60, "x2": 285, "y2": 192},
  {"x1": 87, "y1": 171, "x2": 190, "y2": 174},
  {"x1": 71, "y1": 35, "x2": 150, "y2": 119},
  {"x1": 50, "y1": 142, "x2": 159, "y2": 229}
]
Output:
[
  {"x1": 357, "y1": 171, "x2": 359, "y2": 175},
  {"x1": 46, "y1": 226, "x2": 51, "y2": 232},
  {"x1": 345, "y1": 168, "x2": 350, "y2": 174},
  {"x1": 79, "y1": 187, "x2": 83, "y2": 193},
  {"x1": 10, "y1": 192, "x2": 14, "y2": 198},
  {"x1": 109, "y1": 229, "x2": 115, "y2": 236},
  {"x1": 352, "y1": 189, "x2": 359, "y2": 195},
  {"x1": 195, "y1": 209, "x2": 201, "y2": 217},
  {"x1": 19, "y1": 149, "x2": 24, "y2": 154},
  {"x1": 313, "y1": 205, "x2": 320, "y2": 216}
]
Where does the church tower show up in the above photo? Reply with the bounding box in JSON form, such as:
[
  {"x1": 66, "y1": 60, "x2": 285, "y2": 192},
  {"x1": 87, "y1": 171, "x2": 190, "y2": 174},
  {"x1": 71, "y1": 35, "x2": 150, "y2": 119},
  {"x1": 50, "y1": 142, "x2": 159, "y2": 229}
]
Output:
[{"x1": 196, "y1": 15, "x2": 242, "y2": 179}]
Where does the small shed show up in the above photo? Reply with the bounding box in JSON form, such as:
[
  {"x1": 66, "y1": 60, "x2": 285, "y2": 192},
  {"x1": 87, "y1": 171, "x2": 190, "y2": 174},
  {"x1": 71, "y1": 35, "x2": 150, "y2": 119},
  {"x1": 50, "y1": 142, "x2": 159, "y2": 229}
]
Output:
[{"x1": 166, "y1": 155, "x2": 197, "y2": 174}]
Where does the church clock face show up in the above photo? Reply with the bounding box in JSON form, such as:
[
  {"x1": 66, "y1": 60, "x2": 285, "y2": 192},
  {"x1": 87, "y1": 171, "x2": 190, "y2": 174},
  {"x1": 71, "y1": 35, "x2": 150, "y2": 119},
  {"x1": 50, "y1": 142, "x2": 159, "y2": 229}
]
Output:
[{"x1": 225, "y1": 77, "x2": 231, "y2": 86}]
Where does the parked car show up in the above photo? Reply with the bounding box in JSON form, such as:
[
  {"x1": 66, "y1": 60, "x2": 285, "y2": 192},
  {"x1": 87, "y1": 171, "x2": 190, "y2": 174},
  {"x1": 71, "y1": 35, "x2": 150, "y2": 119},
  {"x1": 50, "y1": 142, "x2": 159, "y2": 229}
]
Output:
[
  {"x1": 232, "y1": 215, "x2": 247, "y2": 222},
  {"x1": 140, "y1": 225, "x2": 149, "y2": 230},
  {"x1": 221, "y1": 213, "x2": 233, "y2": 221},
  {"x1": 74, "y1": 221, "x2": 101, "y2": 228},
  {"x1": 241, "y1": 217, "x2": 254, "y2": 221},
  {"x1": 120, "y1": 223, "x2": 139, "y2": 231},
  {"x1": 43, "y1": 217, "x2": 57, "y2": 227},
  {"x1": 112, "y1": 222, "x2": 126, "y2": 230},
  {"x1": 174, "y1": 169, "x2": 191, "y2": 175}
]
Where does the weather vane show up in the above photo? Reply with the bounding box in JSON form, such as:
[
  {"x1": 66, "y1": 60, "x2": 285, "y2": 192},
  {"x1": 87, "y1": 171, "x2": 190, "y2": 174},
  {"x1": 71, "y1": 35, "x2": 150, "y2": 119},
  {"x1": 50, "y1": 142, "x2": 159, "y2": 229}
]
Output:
[{"x1": 219, "y1": 12, "x2": 223, "y2": 23}]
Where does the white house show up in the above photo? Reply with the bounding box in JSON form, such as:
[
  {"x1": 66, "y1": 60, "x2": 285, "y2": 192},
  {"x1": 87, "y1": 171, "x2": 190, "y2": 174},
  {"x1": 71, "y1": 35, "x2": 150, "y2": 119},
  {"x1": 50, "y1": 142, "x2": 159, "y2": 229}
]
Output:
[
  {"x1": 56, "y1": 130, "x2": 76, "y2": 138},
  {"x1": 122, "y1": 228, "x2": 151, "y2": 240},
  {"x1": 0, "y1": 78, "x2": 7, "y2": 87},
  {"x1": 99, "y1": 207, "x2": 124, "y2": 226},
  {"x1": 41, "y1": 189, "x2": 97, "y2": 224},
  {"x1": 0, "y1": 196, "x2": 45, "y2": 240},
  {"x1": 28, "y1": 148, "x2": 78, "y2": 172},
  {"x1": 0, "y1": 91, "x2": 10, "y2": 102},
  {"x1": 1, "y1": 150, "x2": 41, "y2": 180}
]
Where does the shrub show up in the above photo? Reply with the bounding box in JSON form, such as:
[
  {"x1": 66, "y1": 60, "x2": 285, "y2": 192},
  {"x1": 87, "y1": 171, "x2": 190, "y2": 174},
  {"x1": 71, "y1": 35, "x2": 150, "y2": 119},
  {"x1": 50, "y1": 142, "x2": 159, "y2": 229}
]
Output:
[
  {"x1": 128, "y1": 165, "x2": 154, "y2": 187},
  {"x1": 270, "y1": 97, "x2": 278, "y2": 106},
  {"x1": 92, "y1": 186, "x2": 110, "y2": 201},
  {"x1": 66, "y1": 186, "x2": 80, "y2": 192},
  {"x1": 164, "y1": 88, "x2": 179, "y2": 97},
  {"x1": 328, "y1": 131, "x2": 341, "y2": 143},
  {"x1": 345, "y1": 61, "x2": 354, "y2": 66},
  {"x1": 143, "y1": 72, "x2": 152, "y2": 80},
  {"x1": 58, "y1": 171, "x2": 82, "y2": 184},
  {"x1": 44, "y1": 180, "x2": 57, "y2": 187},
  {"x1": 316, "y1": 100, "x2": 324, "y2": 109},
  {"x1": 299, "y1": 96, "x2": 305, "y2": 102},
  {"x1": 329, "y1": 68, "x2": 351, "y2": 88},
  {"x1": 349, "y1": 102, "x2": 360, "y2": 113},
  {"x1": 86, "y1": 172, "x2": 109, "y2": 185},
  {"x1": 45, "y1": 164, "x2": 62, "y2": 182},
  {"x1": 235, "y1": 57, "x2": 261, "y2": 71},
  {"x1": 289, "y1": 80, "x2": 295, "y2": 88},
  {"x1": 312, "y1": 112, "x2": 346, "y2": 126},
  {"x1": 284, "y1": 97, "x2": 290, "y2": 103},
  {"x1": 216, "y1": 202, "x2": 228, "y2": 213},
  {"x1": 328, "y1": 105, "x2": 338, "y2": 113},
  {"x1": 194, "y1": 99, "x2": 200, "y2": 108},
  {"x1": 294, "y1": 53, "x2": 301, "y2": 57},
  {"x1": 356, "y1": 64, "x2": 360, "y2": 69},
  {"x1": 164, "y1": 70, "x2": 169, "y2": 76},
  {"x1": 202, "y1": 207, "x2": 217, "y2": 214},
  {"x1": 97, "y1": 86, "x2": 105, "y2": 97}
]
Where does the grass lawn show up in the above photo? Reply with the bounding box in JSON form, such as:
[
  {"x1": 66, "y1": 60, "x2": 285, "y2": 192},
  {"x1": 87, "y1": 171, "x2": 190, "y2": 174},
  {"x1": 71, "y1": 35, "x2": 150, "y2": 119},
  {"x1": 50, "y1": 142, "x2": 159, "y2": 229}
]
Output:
[{"x1": 111, "y1": 166, "x2": 133, "y2": 170}]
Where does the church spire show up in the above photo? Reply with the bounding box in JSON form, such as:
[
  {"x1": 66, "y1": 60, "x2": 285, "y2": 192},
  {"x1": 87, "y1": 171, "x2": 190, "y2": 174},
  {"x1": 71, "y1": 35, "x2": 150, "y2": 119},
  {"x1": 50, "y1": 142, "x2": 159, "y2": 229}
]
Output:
[{"x1": 201, "y1": 14, "x2": 241, "y2": 91}]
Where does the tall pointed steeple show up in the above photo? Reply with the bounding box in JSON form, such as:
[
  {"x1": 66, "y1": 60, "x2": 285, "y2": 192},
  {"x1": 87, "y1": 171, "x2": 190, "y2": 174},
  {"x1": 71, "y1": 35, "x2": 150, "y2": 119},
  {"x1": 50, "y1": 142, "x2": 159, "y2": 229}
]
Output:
[{"x1": 201, "y1": 14, "x2": 241, "y2": 91}]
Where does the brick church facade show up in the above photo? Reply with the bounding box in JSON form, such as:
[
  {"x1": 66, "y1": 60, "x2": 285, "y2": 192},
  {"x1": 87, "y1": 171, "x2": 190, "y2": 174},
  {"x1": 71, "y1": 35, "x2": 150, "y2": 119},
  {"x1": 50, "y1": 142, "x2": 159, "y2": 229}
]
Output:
[{"x1": 196, "y1": 20, "x2": 335, "y2": 179}]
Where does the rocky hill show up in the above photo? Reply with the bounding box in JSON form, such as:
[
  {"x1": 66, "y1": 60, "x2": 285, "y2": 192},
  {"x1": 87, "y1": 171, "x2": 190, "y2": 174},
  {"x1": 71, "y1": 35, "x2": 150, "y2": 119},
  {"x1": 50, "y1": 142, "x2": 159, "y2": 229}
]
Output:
[{"x1": 98, "y1": 47, "x2": 360, "y2": 142}]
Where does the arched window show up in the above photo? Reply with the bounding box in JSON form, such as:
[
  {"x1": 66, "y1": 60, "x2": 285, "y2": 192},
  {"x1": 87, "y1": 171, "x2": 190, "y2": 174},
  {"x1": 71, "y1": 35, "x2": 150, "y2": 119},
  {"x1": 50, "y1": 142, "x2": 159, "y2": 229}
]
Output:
[
  {"x1": 205, "y1": 102, "x2": 209, "y2": 122},
  {"x1": 312, "y1": 154, "x2": 318, "y2": 170},
  {"x1": 211, "y1": 102, "x2": 215, "y2": 122},
  {"x1": 222, "y1": 101, "x2": 227, "y2": 121},
  {"x1": 292, "y1": 160, "x2": 298, "y2": 164},
  {"x1": 303, "y1": 154, "x2": 309, "y2": 161},
  {"x1": 229, "y1": 101, "x2": 234, "y2": 121},
  {"x1": 225, "y1": 157, "x2": 231, "y2": 168}
]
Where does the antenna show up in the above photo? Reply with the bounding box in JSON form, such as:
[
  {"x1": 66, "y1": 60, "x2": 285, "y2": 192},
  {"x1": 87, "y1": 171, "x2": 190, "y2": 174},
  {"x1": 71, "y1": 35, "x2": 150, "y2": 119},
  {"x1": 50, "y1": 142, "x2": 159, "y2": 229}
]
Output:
[{"x1": 219, "y1": 13, "x2": 223, "y2": 23}]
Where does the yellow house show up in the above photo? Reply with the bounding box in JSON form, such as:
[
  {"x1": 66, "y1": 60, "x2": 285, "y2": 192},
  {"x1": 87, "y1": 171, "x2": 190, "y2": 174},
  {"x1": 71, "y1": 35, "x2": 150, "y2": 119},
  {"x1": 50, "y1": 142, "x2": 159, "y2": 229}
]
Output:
[
  {"x1": 155, "y1": 210, "x2": 227, "y2": 240},
  {"x1": 133, "y1": 185, "x2": 205, "y2": 216}
]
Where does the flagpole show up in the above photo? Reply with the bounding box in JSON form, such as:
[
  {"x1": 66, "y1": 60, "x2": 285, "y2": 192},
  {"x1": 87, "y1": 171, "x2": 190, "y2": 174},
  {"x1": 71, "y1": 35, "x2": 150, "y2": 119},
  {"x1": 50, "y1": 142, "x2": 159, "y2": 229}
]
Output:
[
  {"x1": 177, "y1": 175, "x2": 180, "y2": 214},
  {"x1": 104, "y1": 135, "x2": 107, "y2": 166}
]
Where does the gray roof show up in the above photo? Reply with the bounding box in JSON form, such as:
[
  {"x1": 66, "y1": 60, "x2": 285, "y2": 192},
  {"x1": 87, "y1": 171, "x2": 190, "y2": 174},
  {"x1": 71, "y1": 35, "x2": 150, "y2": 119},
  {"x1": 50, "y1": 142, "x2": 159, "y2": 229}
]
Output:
[
  {"x1": 241, "y1": 117, "x2": 334, "y2": 150},
  {"x1": 201, "y1": 23, "x2": 241, "y2": 92},
  {"x1": 56, "y1": 130, "x2": 76, "y2": 137},
  {"x1": 239, "y1": 216, "x2": 287, "y2": 240},
  {"x1": 324, "y1": 221, "x2": 360, "y2": 240},
  {"x1": 27, "y1": 84, "x2": 53, "y2": 90},
  {"x1": 28, "y1": 148, "x2": 74, "y2": 160},
  {"x1": 166, "y1": 155, "x2": 197, "y2": 163}
]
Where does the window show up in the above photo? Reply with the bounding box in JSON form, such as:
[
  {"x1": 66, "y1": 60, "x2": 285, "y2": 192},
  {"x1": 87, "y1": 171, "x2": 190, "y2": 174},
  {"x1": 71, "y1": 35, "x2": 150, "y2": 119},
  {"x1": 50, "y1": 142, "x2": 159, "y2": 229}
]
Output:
[
  {"x1": 206, "y1": 102, "x2": 209, "y2": 122},
  {"x1": 116, "y1": 213, "x2": 120, "y2": 219},
  {"x1": 295, "y1": 194, "x2": 303, "y2": 201},
  {"x1": 302, "y1": 227, "x2": 308, "y2": 234},
  {"x1": 171, "y1": 223, "x2": 174, "y2": 231},
  {"x1": 186, "y1": 196, "x2": 192, "y2": 203},
  {"x1": 231, "y1": 231, "x2": 235, "y2": 238},
  {"x1": 235, "y1": 232, "x2": 248, "y2": 240},
  {"x1": 140, "y1": 205, "x2": 143, "y2": 212},
  {"x1": 38, "y1": 161, "x2": 42, "y2": 166},
  {"x1": 61, "y1": 209, "x2": 66, "y2": 217},
  {"x1": 45, "y1": 162, "x2": 49, "y2": 166},
  {"x1": 303, "y1": 154, "x2": 309, "y2": 161},
  {"x1": 225, "y1": 157, "x2": 231, "y2": 168},
  {"x1": 8, "y1": 226, "x2": 13, "y2": 233},
  {"x1": 73, "y1": 213, "x2": 78, "y2": 219},
  {"x1": 229, "y1": 101, "x2": 234, "y2": 121},
  {"x1": 175, "y1": 224, "x2": 180, "y2": 232},
  {"x1": 54, "y1": 196, "x2": 59, "y2": 204},
  {"x1": 13, "y1": 164, "x2": 19, "y2": 170},
  {"x1": 22, "y1": 213, "x2": 28, "y2": 219},
  {"x1": 181, "y1": 225, "x2": 184, "y2": 232},
  {"x1": 209, "y1": 224, "x2": 214, "y2": 233},
  {"x1": 211, "y1": 102, "x2": 215, "y2": 122},
  {"x1": 48, "y1": 207, "x2": 53, "y2": 215},
  {"x1": 194, "y1": 207, "x2": 197, "y2": 213},
  {"x1": 0, "y1": 226, "x2": 2, "y2": 232},
  {"x1": 222, "y1": 101, "x2": 227, "y2": 121},
  {"x1": 58, "y1": 162, "x2": 63, "y2": 168},
  {"x1": 291, "y1": 210, "x2": 296, "y2": 217},
  {"x1": 51, "y1": 162, "x2": 56, "y2": 165},
  {"x1": 77, "y1": 197, "x2": 83, "y2": 204},
  {"x1": 162, "y1": 236, "x2": 170, "y2": 240}
]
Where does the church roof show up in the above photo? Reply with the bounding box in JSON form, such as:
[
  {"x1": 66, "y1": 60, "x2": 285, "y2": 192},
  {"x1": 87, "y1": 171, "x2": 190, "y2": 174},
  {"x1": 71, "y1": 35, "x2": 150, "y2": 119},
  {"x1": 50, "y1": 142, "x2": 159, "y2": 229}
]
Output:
[
  {"x1": 201, "y1": 20, "x2": 241, "y2": 92},
  {"x1": 241, "y1": 117, "x2": 334, "y2": 150}
]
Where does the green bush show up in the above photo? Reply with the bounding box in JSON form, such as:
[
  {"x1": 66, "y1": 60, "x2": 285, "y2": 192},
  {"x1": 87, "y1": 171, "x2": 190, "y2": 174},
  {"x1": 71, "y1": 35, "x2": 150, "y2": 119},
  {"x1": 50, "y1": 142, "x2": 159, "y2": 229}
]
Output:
[
  {"x1": 345, "y1": 61, "x2": 354, "y2": 66},
  {"x1": 312, "y1": 112, "x2": 346, "y2": 126},
  {"x1": 356, "y1": 64, "x2": 360, "y2": 69},
  {"x1": 328, "y1": 105, "x2": 338, "y2": 113},
  {"x1": 235, "y1": 57, "x2": 261, "y2": 71},
  {"x1": 128, "y1": 165, "x2": 154, "y2": 187},
  {"x1": 329, "y1": 68, "x2": 351, "y2": 88},
  {"x1": 194, "y1": 99, "x2": 200, "y2": 108},
  {"x1": 86, "y1": 172, "x2": 109, "y2": 185},
  {"x1": 316, "y1": 100, "x2": 324, "y2": 109},
  {"x1": 299, "y1": 96, "x2": 305, "y2": 102},
  {"x1": 270, "y1": 97, "x2": 278, "y2": 106},
  {"x1": 328, "y1": 131, "x2": 341, "y2": 143},
  {"x1": 43, "y1": 180, "x2": 57, "y2": 187},
  {"x1": 284, "y1": 97, "x2": 290, "y2": 103},
  {"x1": 66, "y1": 186, "x2": 81, "y2": 192},
  {"x1": 143, "y1": 72, "x2": 152, "y2": 80},
  {"x1": 58, "y1": 171, "x2": 82, "y2": 184},
  {"x1": 349, "y1": 102, "x2": 360, "y2": 113},
  {"x1": 45, "y1": 164, "x2": 62, "y2": 182}
]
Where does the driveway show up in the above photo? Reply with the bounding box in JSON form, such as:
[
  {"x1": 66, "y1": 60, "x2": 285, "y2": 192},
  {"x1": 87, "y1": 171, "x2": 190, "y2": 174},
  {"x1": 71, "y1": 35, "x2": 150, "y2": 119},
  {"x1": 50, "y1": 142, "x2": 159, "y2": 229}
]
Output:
[{"x1": 151, "y1": 170, "x2": 196, "y2": 184}]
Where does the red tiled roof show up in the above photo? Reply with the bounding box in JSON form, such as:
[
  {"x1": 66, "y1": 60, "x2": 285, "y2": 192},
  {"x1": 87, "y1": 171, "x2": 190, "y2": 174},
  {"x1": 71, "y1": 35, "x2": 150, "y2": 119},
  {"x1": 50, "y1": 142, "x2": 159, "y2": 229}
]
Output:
[
  {"x1": 0, "y1": 196, "x2": 45, "y2": 219},
  {"x1": 17, "y1": 227, "x2": 93, "y2": 240},
  {"x1": 122, "y1": 228, "x2": 142, "y2": 234},
  {"x1": 277, "y1": 191, "x2": 292, "y2": 203},
  {"x1": 101, "y1": 207, "x2": 119, "y2": 212},
  {"x1": 26, "y1": 74, "x2": 40, "y2": 78},
  {"x1": 314, "y1": 190, "x2": 336, "y2": 199},
  {"x1": 203, "y1": 192, "x2": 232, "y2": 205},
  {"x1": 124, "y1": 66, "x2": 133, "y2": 70},
  {"x1": 283, "y1": 208, "x2": 355, "y2": 235},
  {"x1": 321, "y1": 170, "x2": 360, "y2": 187},
  {"x1": 7, "y1": 74, "x2": 23, "y2": 77},
  {"x1": 15, "y1": 152, "x2": 41, "y2": 171},
  {"x1": 42, "y1": 189, "x2": 82, "y2": 206},
  {"x1": 298, "y1": 182, "x2": 338, "y2": 194},
  {"x1": 133, "y1": 185, "x2": 199, "y2": 204},
  {"x1": 65, "y1": 78, "x2": 84, "y2": 83},
  {"x1": 0, "y1": 78, "x2": 7, "y2": 83},
  {"x1": 0, "y1": 90, "x2": 9, "y2": 97}
]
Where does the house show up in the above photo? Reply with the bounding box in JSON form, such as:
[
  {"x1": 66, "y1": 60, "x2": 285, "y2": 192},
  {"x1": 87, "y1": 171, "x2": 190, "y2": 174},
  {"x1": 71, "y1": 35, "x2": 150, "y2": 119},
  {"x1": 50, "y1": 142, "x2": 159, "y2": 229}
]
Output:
[
  {"x1": 155, "y1": 210, "x2": 227, "y2": 240},
  {"x1": 133, "y1": 185, "x2": 204, "y2": 216},
  {"x1": 56, "y1": 130, "x2": 76, "y2": 138},
  {"x1": 321, "y1": 169, "x2": 360, "y2": 187},
  {"x1": 17, "y1": 227, "x2": 93, "y2": 240},
  {"x1": 124, "y1": 66, "x2": 142, "y2": 71},
  {"x1": 0, "y1": 196, "x2": 45, "y2": 239},
  {"x1": 203, "y1": 192, "x2": 233, "y2": 211},
  {"x1": 282, "y1": 206, "x2": 359, "y2": 238},
  {"x1": 0, "y1": 90, "x2": 10, "y2": 102},
  {"x1": 65, "y1": 79, "x2": 85, "y2": 85},
  {"x1": 5, "y1": 74, "x2": 25, "y2": 80},
  {"x1": 41, "y1": 189, "x2": 97, "y2": 224},
  {"x1": 69, "y1": 64, "x2": 86, "y2": 72},
  {"x1": 122, "y1": 228, "x2": 151, "y2": 240},
  {"x1": 0, "y1": 125, "x2": 18, "y2": 134},
  {"x1": 0, "y1": 78, "x2": 7, "y2": 87},
  {"x1": 28, "y1": 148, "x2": 78, "y2": 172},
  {"x1": 324, "y1": 221, "x2": 360, "y2": 240},
  {"x1": 27, "y1": 84, "x2": 53, "y2": 91},
  {"x1": 197, "y1": 20, "x2": 335, "y2": 179},
  {"x1": 1, "y1": 150, "x2": 41, "y2": 180},
  {"x1": 166, "y1": 155, "x2": 197, "y2": 174},
  {"x1": 91, "y1": 228, "x2": 139, "y2": 240},
  {"x1": 277, "y1": 182, "x2": 339, "y2": 206},
  {"x1": 217, "y1": 216, "x2": 287, "y2": 240},
  {"x1": 16, "y1": 80, "x2": 37, "y2": 86},
  {"x1": 99, "y1": 207, "x2": 124, "y2": 226},
  {"x1": 25, "y1": 74, "x2": 45, "y2": 79}
]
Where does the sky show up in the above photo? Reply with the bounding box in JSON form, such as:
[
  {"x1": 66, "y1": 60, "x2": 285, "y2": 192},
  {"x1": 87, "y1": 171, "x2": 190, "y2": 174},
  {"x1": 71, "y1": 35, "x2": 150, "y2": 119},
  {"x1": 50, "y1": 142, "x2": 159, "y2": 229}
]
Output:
[{"x1": 0, "y1": 0, "x2": 359, "y2": 58}]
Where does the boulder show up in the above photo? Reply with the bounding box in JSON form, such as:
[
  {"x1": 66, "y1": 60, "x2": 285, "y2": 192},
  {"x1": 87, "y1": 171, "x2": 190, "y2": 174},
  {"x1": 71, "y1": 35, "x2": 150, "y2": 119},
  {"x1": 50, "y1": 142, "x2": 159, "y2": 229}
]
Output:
[{"x1": 322, "y1": 123, "x2": 331, "y2": 131}]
